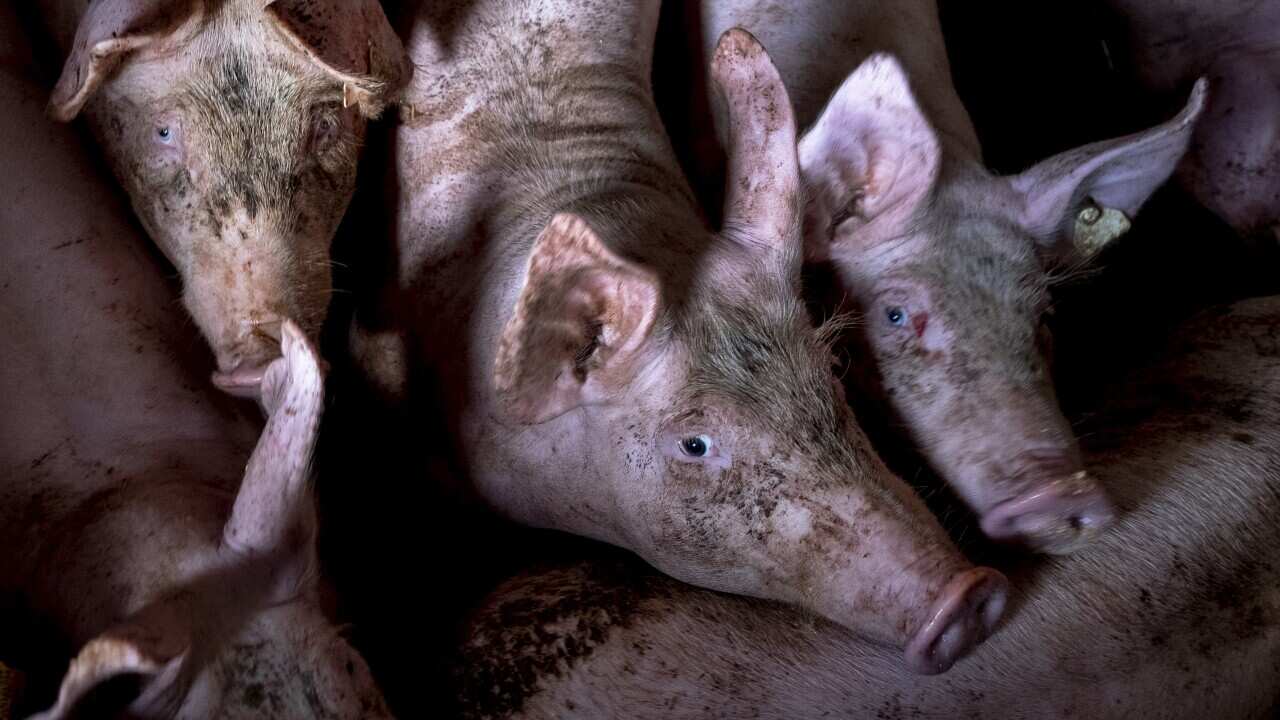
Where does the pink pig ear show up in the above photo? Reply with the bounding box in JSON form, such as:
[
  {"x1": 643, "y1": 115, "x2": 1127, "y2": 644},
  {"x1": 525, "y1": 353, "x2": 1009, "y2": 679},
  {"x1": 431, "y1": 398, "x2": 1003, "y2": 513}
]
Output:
[
  {"x1": 710, "y1": 28, "x2": 803, "y2": 258},
  {"x1": 223, "y1": 320, "x2": 324, "y2": 595},
  {"x1": 48, "y1": 0, "x2": 204, "y2": 122},
  {"x1": 29, "y1": 605, "x2": 192, "y2": 720},
  {"x1": 494, "y1": 214, "x2": 661, "y2": 425},
  {"x1": 264, "y1": 0, "x2": 413, "y2": 118},
  {"x1": 1011, "y1": 79, "x2": 1208, "y2": 262},
  {"x1": 797, "y1": 54, "x2": 942, "y2": 260}
]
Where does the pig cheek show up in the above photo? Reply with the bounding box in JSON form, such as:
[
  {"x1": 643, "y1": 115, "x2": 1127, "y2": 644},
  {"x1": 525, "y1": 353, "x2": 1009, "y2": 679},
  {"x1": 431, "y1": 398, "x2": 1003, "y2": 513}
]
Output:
[{"x1": 652, "y1": 460, "x2": 734, "y2": 562}]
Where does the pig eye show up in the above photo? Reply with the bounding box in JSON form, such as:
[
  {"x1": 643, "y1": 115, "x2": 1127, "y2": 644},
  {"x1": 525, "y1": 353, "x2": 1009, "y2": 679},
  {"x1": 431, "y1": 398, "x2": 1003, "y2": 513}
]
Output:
[
  {"x1": 310, "y1": 112, "x2": 341, "y2": 152},
  {"x1": 152, "y1": 117, "x2": 182, "y2": 152},
  {"x1": 679, "y1": 435, "x2": 713, "y2": 458},
  {"x1": 885, "y1": 307, "x2": 908, "y2": 327}
]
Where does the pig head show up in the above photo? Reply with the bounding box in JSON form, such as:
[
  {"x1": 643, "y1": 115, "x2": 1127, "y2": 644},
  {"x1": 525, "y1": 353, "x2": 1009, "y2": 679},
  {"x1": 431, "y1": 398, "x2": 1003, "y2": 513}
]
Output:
[
  {"x1": 798, "y1": 53, "x2": 1206, "y2": 553},
  {"x1": 29, "y1": 324, "x2": 392, "y2": 720},
  {"x1": 44, "y1": 0, "x2": 411, "y2": 397},
  {"x1": 474, "y1": 28, "x2": 1005, "y2": 674}
]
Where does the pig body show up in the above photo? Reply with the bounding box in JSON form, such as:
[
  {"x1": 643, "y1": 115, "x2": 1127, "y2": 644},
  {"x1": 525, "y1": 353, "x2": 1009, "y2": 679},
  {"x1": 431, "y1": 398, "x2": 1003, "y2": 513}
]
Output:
[
  {"x1": 457, "y1": 295, "x2": 1280, "y2": 720},
  {"x1": 690, "y1": 1, "x2": 1206, "y2": 553},
  {"x1": 365, "y1": 1, "x2": 1006, "y2": 673},
  {"x1": 1107, "y1": 0, "x2": 1280, "y2": 244},
  {"x1": 0, "y1": 15, "x2": 391, "y2": 717},
  {"x1": 28, "y1": 0, "x2": 411, "y2": 398}
]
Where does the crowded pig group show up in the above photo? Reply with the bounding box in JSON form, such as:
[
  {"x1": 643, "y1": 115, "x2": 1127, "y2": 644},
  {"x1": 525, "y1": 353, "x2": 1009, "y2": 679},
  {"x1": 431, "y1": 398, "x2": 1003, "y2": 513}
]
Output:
[{"x1": 1, "y1": 0, "x2": 1276, "y2": 718}]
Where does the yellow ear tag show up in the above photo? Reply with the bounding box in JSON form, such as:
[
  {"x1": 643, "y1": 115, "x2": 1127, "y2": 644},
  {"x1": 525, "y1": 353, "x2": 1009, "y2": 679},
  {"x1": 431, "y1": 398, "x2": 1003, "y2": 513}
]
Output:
[{"x1": 1074, "y1": 203, "x2": 1132, "y2": 257}]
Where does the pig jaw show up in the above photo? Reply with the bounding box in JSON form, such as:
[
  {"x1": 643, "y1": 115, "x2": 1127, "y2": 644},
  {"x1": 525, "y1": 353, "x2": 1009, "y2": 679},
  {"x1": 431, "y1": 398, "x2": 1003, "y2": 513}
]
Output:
[{"x1": 87, "y1": 35, "x2": 361, "y2": 395}]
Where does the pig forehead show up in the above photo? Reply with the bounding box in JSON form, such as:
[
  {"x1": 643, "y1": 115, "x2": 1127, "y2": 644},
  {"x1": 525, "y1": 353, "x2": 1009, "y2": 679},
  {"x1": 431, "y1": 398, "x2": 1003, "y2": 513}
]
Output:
[
  {"x1": 673, "y1": 300, "x2": 848, "y2": 438},
  {"x1": 895, "y1": 223, "x2": 1050, "y2": 317},
  {"x1": 213, "y1": 612, "x2": 372, "y2": 715},
  {"x1": 179, "y1": 51, "x2": 332, "y2": 134}
]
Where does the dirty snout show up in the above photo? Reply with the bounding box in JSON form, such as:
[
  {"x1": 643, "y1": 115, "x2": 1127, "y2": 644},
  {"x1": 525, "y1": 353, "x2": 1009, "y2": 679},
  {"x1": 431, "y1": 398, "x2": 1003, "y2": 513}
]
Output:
[
  {"x1": 185, "y1": 211, "x2": 332, "y2": 399},
  {"x1": 978, "y1": 454, "x2": 1116, "y2": 556},
  {"x1": 779, "y1": 485, "x2": 1008, "y2": 675},
  {"x1": 931, "y1": 396, "x2": 1116, "y2": 555}
]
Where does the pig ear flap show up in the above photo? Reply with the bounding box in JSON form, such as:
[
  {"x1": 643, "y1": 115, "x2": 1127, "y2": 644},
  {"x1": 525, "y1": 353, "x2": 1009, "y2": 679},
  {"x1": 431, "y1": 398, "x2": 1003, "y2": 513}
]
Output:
[
  {"x1": 49, "y1": 0, "x2": 203, "y2": 122},
  {"x1": 797, "y1": 54, "x2": 941, "y2": 260},
  {"x1": 264, "y1": 0, "x2": 413, "y2": 118},
  {"x1": 30, "y1": 618, "x2": 191, "y2": 720},
  {"x1": 710, "y1": 28, "x2": 803, "y2": 258},
  {"x1": 1011, "y1": 78, "x2": 1208, "y2": 264},
  {"x1": 223, "y1": 320, "x2": 323, "y2": 581},
  {"x1": 494, "y1": 214, "x2": 661, "y2": 425}
]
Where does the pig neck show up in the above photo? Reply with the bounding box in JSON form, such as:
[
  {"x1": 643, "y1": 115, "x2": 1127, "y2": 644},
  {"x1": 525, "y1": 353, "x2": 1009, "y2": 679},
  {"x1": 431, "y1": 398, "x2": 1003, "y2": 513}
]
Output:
[
  {"x1": 703, "y1": 0, "x2": 983, "y2": 163},
  {"x1": 395, "y1": 0, "x2": 699, "y2": 544}
]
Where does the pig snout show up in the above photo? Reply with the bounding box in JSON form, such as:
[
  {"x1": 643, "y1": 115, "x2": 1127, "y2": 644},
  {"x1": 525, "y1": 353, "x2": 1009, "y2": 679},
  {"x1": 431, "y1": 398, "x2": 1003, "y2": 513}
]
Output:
[
  {"x1": 904, "y1": 567, "x2": 1008, "y2": 675},
  {"x1": 782, "y1": 479, "x2": 1009, "y2": 674},
  {"x1": 210, "y1": 317, "x2": 286, "y2": 398},
  {"x1": 979, "y1": 452, "x2": 1117, "y2": 555}
]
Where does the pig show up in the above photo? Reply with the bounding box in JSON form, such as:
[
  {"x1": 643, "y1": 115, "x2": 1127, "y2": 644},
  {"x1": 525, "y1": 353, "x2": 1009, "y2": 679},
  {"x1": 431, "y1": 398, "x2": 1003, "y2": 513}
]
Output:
[
  {"x1": 1105, "y1": 0, "x2": 1280, "y2": 245},
  {"x1": 688, "y1": 2, "x2": 1207, "y2": 554},
  {"x1": 0, "y1": 18, "x2": 392, "y2": 716},
  {"x1": 363, "y1": 1, "x2": 1007, "y2": 674},
  {"x1": 30, "y1": 0, "x2": 412, "y2": 398},
  {"x1": 455, "y1": 295, "x2": 1280, "y2": 720}
]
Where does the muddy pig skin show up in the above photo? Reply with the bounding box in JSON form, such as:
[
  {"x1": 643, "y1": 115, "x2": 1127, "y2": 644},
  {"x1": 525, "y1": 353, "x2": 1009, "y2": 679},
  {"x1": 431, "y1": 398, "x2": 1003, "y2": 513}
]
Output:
[
  {"x1": 1106, "y1": 0, "x2": 1280, "y2": 245},
  {"x1": 29, "y1": 0, "x2": 412, "y2": 399},
  {"x1": 359, "y1": 1, "x2": 1007, "y2": 675},
  {"x1": 457, "y1": 295, "x2": 1280, "y2": 720},
  {"x1": 689, "y1": 1, "x2": 1207, "y2": 555},
  {"x1": 0, "y1": 13, "x2": 392, "y2": 717}
]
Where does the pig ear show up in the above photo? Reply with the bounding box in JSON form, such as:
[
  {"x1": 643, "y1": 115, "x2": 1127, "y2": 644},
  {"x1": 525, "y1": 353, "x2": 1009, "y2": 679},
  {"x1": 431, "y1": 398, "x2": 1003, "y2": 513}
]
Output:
[
  {"x1": 49, "y1": 0, "x2": 203, "y2": 122},
  {"x1": 1011, "y1": 79, "x2": 1208, "y2": 262},
  {"x1": 710, "y1": 28, "x2": 803, "y2": 255},
  {"x1": 30, "y1": 610, "x2": 192, "y2": 720},
  {"x1": 495, "y1": 214, "x2": 661, "y2": 425},
  {"x1": 264, "y1": 0, "x2": 413, "y2": 118},
  {"x1": 223, "y1": 320, "x2": 323, "y2": 593},
  {"x1": 797, "y1": 54, "x2": 941, "y2": 259}
]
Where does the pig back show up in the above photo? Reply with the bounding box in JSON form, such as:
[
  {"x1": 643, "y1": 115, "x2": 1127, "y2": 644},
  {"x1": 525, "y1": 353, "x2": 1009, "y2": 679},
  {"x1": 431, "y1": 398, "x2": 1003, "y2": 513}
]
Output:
[{"x1": 700, "y1": 0, "x2": 979, "y2": 152}]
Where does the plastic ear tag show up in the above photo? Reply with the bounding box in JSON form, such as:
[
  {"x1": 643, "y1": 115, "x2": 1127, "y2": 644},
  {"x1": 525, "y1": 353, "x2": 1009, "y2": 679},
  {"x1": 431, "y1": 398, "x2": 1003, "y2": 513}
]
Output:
[{"x1": 1074, "y1": 202, "x2": 1132, "y2": 257}]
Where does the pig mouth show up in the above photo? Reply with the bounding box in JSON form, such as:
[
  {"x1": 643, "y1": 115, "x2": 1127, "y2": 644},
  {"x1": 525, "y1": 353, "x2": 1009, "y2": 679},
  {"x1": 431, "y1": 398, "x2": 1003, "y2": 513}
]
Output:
[{"x1": 212, "y1": 362, "x2": 273, "y2": 399}]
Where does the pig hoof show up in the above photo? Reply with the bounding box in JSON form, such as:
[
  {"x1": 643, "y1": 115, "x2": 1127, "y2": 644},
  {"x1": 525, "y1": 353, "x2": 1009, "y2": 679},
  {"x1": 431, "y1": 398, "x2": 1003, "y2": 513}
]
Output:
[
  {"x1": 904, "y1": 568, "x2": 1007, "y2": 675},
  {"x1": 259, "y1": 320, "x2": 325, "y2": 418}
]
